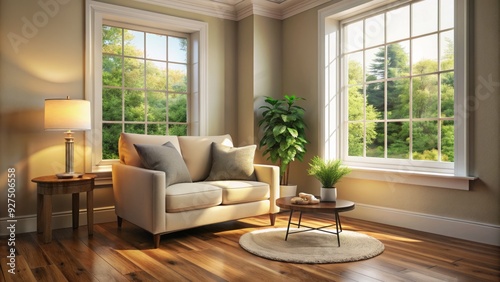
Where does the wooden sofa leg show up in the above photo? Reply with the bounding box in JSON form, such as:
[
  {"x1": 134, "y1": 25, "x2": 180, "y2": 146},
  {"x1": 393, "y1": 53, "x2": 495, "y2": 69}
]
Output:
[
  {"x1": 269, "y1": 213, "x2": 276, "y2": 226},
  {"x1": 153, "y1": 234, "x2": 161, "y2": 248},
  {"x1": 117, "y1": 216, "x2": 123, "y2": 228}
]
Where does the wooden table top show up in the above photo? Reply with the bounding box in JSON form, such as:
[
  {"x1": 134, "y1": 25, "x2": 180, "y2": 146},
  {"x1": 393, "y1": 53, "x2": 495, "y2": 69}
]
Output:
[
  {"x1": 32, "y1": 174, "x2": 97, "y2": 195},
  {"x1": 31, "y1": 174, "x2": 97, "y2": 183},
  {"x1": 276, "y1": 196, "x2": 355, "y2": 213}
]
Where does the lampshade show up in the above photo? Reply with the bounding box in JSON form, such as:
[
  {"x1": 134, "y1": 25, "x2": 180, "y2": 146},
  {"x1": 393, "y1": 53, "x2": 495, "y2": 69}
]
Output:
[{"x1": 44, "y1": 97, "x2": 91, "y2": 131}]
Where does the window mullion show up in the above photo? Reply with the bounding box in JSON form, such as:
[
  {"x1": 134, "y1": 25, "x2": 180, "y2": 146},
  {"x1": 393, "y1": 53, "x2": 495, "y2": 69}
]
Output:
[
  {"x1": 384, "y1": 13, "x2": 388, "y2": 159},
  {"x1": 121, "y1": 28, "x2": 125, "y2": 134},
  {"x1": 437, "y1": 0, "x2": 443, "y2": 162},
  {"x1": 166, "y1": 37, "x2": 170, "y2": 132},
  {"x1": 142, "y1": 32, "x2": 147, "y2": 135}
]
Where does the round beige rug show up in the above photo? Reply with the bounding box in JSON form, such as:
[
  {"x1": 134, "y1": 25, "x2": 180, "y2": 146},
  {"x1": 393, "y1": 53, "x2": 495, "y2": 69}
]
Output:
[{"x1": 239, "y1": 228, "x2": 384, "y2": 264}]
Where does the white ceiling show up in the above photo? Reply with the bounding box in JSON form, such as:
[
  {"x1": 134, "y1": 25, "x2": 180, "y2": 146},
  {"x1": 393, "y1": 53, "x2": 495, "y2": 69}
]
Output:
[{"x1": 133, "y1": 0, "x2": 333, "y2": 20}]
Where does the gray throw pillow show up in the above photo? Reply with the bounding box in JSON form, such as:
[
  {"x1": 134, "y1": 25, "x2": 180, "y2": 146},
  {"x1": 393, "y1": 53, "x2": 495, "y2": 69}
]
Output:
[
  {"x1": 206, "y1": 142, "x2": 257, "y2": 181},
  {"x1": 134, "y1": 142, "x2": 192, "y2": 187}
]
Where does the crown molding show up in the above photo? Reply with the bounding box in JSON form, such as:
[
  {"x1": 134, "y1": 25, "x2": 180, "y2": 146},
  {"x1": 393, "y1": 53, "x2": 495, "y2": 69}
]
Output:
[
  {"x1": 134, "y1": 0, "x2": 238, "y2": 20},
  {"x1": 281, "y1": 0, "x2": 331, "y2": 19},
  {"x1": 236, "y1": 3, "x2": 282, "y2": 20},
  {"x1": 132, "y1": 0, "x2": 333, "y2": 21}
]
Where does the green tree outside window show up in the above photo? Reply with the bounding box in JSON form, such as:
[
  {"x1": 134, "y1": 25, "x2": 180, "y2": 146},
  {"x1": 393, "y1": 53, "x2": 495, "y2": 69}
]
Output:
[{"x1": 101, "y1": 25, "x2": 189, "y2": 160}]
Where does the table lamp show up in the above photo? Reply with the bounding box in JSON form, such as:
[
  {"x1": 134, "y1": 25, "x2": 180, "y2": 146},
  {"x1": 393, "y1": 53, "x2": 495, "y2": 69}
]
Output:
[{"x1": 44, "y1": 96, "x2": 91, "y2": 178}]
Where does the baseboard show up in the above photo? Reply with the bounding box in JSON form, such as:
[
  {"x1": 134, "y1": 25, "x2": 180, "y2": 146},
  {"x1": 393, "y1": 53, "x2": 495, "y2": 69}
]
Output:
[
  {"x1": 0, "y1": 206, "x2": 117, "y2": 236},
  {"x1": 345, "y1": 203, "x2": 500, "y2": 246}
]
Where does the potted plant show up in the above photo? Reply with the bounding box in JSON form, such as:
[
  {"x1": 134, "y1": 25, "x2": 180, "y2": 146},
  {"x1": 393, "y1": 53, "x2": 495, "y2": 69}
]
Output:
[
  {"x1": 307, "y1": 156, "x2": 351, "y2": 201},
  {"x1": 258, "y1": 95, "x2": 308, "y2": 196}
]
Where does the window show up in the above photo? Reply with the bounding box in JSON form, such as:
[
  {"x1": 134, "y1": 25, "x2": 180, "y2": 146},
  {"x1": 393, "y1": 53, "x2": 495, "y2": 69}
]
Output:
[
  {"x1": 343, "y1": 0, "x2": 455, "y2": 167},
  {"x1": 319, "y1": 0, "x2": 473, "y2": 189},
  {"x1": 85, "y1": 1, "x2": 208, "y2": 173},
  {"x1": 101, "y1": 24, "x2": 189, "y2": 159}
]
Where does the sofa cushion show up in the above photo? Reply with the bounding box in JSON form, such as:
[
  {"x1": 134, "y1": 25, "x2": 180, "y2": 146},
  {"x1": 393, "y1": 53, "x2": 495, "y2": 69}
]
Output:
[
  {"x1": 206, "y1": 143, "x2": 257, "y2": 181},
  {"x1": 119, "y1": 133, "x2": 180, "y2": 167},
  {"x1": 134, "y1": 142, "x2": 192, "y2": 187},
  {"x1": 165, "y1": 183, "x2": 222, "y2": 212},
  {"x1": 205, "y1": 180, "x2": 269, "y2": 205},
  {"x1": 178, "y1": 135, "x2": 233, "y2": 181}
]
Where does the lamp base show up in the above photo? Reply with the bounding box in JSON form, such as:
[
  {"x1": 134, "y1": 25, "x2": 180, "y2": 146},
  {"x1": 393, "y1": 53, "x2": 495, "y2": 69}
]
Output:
[{"x1": 56, "y1": 172, "x2": 84, "y2": 179}]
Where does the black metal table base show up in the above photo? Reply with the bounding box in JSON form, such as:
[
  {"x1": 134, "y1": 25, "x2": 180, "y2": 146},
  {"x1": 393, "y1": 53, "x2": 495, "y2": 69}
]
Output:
[{"x1": 284, "y1": 209, "x2": 343, "y2": 246}]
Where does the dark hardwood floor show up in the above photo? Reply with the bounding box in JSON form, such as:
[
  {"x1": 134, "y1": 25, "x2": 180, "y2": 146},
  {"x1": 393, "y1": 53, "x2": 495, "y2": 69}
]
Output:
[{"x1": 1, "y1": 212, "x2": 499, "y2": 281}]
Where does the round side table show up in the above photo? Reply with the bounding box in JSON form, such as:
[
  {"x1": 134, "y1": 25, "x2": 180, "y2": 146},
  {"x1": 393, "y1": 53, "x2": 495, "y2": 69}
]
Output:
[
  {"x1": 276, "y1": 196, "x2": 355, "y2": 246},
  {"x1": 31, "y1": 174, "x2": 97, "y2": 243}
]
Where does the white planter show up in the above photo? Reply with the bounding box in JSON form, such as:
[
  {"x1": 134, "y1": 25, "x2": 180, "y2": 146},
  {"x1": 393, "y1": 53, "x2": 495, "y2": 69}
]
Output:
[
  {"x1": 320, "y1": 187, "x2": 337, "y2": 202},
  {"x1": 280, "y1": 185, "x2": 297, "y2": 197}
]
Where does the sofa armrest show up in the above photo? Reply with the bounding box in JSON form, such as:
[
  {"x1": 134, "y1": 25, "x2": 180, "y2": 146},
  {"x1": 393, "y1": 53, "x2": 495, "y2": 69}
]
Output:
[
  {"x1": 254, "y1": 164, "x2": 280, "y2": 213},
  {"x1": 112, "y1": 163, "x2": 166, "y2": 234}
]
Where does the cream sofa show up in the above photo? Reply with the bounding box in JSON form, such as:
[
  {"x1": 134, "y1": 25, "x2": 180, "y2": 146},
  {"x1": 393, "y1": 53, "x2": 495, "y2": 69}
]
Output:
[{"x1": 112, "y1": 133, "x2": 280, "y2": 248}]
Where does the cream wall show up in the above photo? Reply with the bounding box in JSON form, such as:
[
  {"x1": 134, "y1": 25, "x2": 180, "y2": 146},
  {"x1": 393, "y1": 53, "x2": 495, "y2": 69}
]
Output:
[
  {"x1": 281, "y1": 6, "x2": 320, "y2": 191},
  {"x1": 237, "y1": 15, "x2": 282, "y2": 151},
  {"x1": 0, "y1": 0, "x2": 93, "y2": 223},
  {"x1": 237, "y1": 16, "x2": 255, "y2": 146},
  {"x1": 282, "y1": 0, "x2": 500, "y2": 231},
  {"x1": 252, "y1": 15, "x2": 282, "y2": 155},
  {"x1": 0, "y1": 0, "x2": 239, "y2": 233}
]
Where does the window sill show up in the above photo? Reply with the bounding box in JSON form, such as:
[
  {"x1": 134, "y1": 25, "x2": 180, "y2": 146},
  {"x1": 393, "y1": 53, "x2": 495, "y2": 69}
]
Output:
[
  {"x1": 88, "y1": 165, "x2": 112, "y2": 187},
  {"x1": 345, "y1": 167, "x2": 476, "y2": 190}
]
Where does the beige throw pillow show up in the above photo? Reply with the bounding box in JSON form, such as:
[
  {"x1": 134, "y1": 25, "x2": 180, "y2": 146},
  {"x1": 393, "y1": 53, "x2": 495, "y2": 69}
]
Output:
[{"x1": 206, "y1": 143, "x2": 257, "y2": 181}]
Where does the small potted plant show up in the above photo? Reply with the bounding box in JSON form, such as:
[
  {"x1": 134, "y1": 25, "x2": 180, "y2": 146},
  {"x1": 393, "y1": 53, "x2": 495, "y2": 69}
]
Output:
[
  {"x1": 307, "y1": 156, "x2": 351, "y2": 201},
  {"x1": 258, "y1": 95, "x2": 308, "y2": 196}
]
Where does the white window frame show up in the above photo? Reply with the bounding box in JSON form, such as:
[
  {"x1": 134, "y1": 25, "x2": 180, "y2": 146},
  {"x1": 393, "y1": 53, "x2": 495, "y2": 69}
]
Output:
[
  {"x1": 85, "y1": 0, "x2": 208, "y2": 173},
  {"x1": 318, "y1": 0, "x2": 475, "y2": 190}
]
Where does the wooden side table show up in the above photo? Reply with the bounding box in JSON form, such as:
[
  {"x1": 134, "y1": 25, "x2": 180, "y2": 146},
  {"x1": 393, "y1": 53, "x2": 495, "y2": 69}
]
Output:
[{"x1": 31, "y1": 174, "x2": 97, "y2": 243}]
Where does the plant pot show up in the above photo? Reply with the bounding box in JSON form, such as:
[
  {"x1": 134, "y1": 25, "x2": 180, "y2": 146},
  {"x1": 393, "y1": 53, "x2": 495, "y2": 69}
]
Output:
[
  {"x1": 280, "y1": 185, "x2": 297, "y2": 197},
  {"x1": 320, "y1": 187, "x2": 337, "y2": 202}
]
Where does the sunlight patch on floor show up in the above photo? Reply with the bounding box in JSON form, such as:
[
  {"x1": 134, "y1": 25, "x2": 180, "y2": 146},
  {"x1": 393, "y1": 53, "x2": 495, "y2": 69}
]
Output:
[{"x1": 362, "y1": 231, "x2": 423, "y2": 243}]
